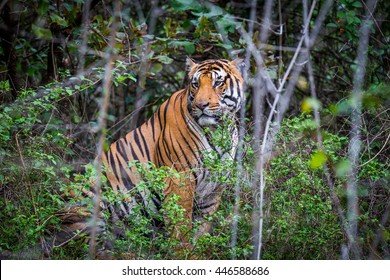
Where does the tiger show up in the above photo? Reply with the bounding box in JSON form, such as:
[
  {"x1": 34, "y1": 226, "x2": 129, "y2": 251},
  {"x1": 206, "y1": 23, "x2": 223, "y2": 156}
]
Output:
[{"x1": 55, "y1": 57, "x2": 244, "y2": 257}]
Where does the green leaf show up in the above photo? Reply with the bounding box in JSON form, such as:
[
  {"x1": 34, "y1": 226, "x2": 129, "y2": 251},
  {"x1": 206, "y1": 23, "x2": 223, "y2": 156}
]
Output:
[
  {"x1": 309, "y1": 151, "x2": 327, "y2": 169},
  {"x1": 143, "y1": 34, "x2": 155, "y2": 40},
  {"x1": 126, "y1": 73, "x2": 137, "y2": 82},
  {"x1": 184, "y1": 42, "x2": 196, "y2": 54},
  {"x1": 156, "y1": 37, "x2": 170, "y2": 42},
  {"x1": 32, "y1": 24, "x2": 52, "y2": 40},
  {"x1": 301, "y1": 97, "x2": 322, "y2": 113},
  {"x1": 171, "y1": 41, "x2": 196, "y2": 55},
  {"x1": 182, "y1": 20, "x2": 192, "y2": 31},
  {"x1": 335, "y1": 159, "x2": 351, "y2": 177},
  {"x1": 155, "y1": 55, "x2": 173, "y2": 64},
  {"x1": 50, "y1": 14, "x2": 68, "y2": 27},
  {"x1": 265, "y1": 67, "x2": 277, "y2": 80},
  {"x1": 326, "y1": 23, "x2": 338, "y2": 28},
  {"x1": 192, "y1": 5, "x2": 223, "y2": 18},
  {"x1": 352, "y1": 1, "x2": 363, "y2": 8},
  {"x1": 336, "y1": 99, "x2": 352, "y2": 114},
  {"x1": 217, "y1": 42, "x2": 233, "y2": 50},
  {"x1": 151, "y1": 63, "x2": 163, "y2": 73},
  {"x1": 65, "y1": 88, "x2": 73, "y2": 95},
  {"x1": 217, "y1": 14, "x2": 241, "y2": 33},
  {"x1": 171, "y1": 0, "x2": 202, "y2": 12}
]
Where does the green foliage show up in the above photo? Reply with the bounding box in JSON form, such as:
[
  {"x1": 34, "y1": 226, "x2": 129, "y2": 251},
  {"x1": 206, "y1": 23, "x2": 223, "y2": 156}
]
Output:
[
  {"x1": 262, "y1": 114, "x2": 389, "y2": 259},
  {"x1": 0, "y1": 61, "x2": 137, "y2": 258},
  {"x1": 262, "y1": 115, "x2": 343, "y2": 259},
  {"x1": 1, "y1": 0, "x2": 388, "y2": 260},
  {"x1": 0, "y1": 85, "x2": 74, "y2": 258}
]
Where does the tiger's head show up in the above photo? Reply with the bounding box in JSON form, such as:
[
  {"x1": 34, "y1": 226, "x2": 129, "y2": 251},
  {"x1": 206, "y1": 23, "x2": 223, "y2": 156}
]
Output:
[{"x1": 186, "y1": 58, "x2": 244, "y2": 127}]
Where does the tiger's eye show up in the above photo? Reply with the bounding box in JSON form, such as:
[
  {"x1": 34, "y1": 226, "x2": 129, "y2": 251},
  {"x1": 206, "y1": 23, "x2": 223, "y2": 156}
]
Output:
[
  {"x1": 214, "y1": 80, "x2": 223, "y2": 87},
  {"x1": 192, "y1": 80, "x2": 199, "y2": 88}
]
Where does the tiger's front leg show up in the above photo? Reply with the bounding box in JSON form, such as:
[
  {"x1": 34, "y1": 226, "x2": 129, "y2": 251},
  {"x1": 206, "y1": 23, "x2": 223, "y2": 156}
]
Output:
[
  {"x1": 193, "y1": 147, "x2": 237, "y2": 240},
  {"x1": 163, "y1": 174, "x2": 196, "y2": 257},
  {"x1": 193, "y1": 192, "x2": 223, "y2": 240}
]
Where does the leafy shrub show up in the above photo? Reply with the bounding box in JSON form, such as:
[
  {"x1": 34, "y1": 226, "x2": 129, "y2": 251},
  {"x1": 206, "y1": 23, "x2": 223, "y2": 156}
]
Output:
[
  {"x1": 262, "y1": 113, "x2": 389, "y2": 259},
  {"x1": 0, "y1": 62, "x2": 137, "y2": 259}
]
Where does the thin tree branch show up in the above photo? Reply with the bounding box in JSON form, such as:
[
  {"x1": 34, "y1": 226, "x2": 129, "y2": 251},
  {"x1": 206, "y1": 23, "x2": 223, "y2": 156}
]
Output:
[
  {"x1": 88, "y1": 1, "x2": 121, "y2": 259},
  {"x1": 346, "y1": 0, "x2": 377, "y2": 260},
  {"x1": 230, "y1": 0, "x2": 257, "y2": 260},
  {"x1": 303, "y1": 0, "x2": 362, "y2": 258},
  {"x1": 251, "y1": 0, "x2": 318, "y2": 260}
]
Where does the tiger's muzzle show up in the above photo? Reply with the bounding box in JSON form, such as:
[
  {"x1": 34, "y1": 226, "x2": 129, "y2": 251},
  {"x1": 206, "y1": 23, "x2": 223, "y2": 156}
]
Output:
[{"x1": 192, "y1": 104, "x2": 223, "y2": 127}]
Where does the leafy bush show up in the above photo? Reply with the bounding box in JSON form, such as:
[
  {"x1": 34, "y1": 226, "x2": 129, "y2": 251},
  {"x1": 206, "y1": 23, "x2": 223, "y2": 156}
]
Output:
[
  {"x1": 262, "y1": 113, "x2": 389, "y2": 259},
  {"x1": 0, "y1": 86, "x2": 73, "y2": 258},
  {"x1": 0, "y1": 62, "x2": 137, "y2": 259}
]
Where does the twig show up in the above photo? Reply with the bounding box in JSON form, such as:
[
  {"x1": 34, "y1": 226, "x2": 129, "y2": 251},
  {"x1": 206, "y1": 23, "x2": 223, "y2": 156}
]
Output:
[
  {"x1": 15, "y1": 133, "x2": 48, "y2": 255},
  {"x1": 252, "y1": 0, "x2": 318, "y2": 260},
  {"x1": 358, "y1": 131, "x2": 390, "y2": 168},
  {"x1": 15, "y1": 133, "x2": 37, "y2": 216},
  {"x1": 77, "y1": 0, "x2": 92, "y2": 74},
  {"x1": 303, "y1": 0, "x2": 361, "y2": 258},
  {"x1": 346, "y1": 0, "x2": 378, "y2": 259},
  {"x1": 277, "y1": 0, "x2": 283, "y2": 83},
  {"x1": 369, "y1": 199, "x2": 390, "y2": 259},
  {"x1": 230, "y1": 0, "x2": 257, "y2": 260},
  {"x1": 88, "y1": 1, "x2": 121, "y2": 260}
]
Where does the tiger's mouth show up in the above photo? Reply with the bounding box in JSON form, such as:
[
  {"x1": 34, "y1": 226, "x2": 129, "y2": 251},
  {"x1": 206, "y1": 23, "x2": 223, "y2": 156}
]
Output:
[
  {"x1": 196, "y1": 113, "x2": 221, "y2": 127},
  {"x1": 191, "y1": 105, "x2": 225, "y2": 127}
]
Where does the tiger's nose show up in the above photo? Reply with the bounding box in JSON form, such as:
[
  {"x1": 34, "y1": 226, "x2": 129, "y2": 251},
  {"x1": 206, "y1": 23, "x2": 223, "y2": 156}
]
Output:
[{"x1": 196, "y1": 101, "x2": 209, "y2": 110}]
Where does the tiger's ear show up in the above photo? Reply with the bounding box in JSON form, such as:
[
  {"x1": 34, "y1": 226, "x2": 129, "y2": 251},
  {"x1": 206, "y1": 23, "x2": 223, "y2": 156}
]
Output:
[
  {"x1": 231, "y1": 57, "x2": 245, "y2": 76},
  {"x1": 186, "y1": 56, "x2": 198, "y2": 72}
]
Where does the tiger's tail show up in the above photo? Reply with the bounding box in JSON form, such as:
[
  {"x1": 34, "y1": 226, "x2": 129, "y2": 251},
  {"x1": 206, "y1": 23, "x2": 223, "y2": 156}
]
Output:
[
  {"x1": 52, "y1": 206, "x2": 93, "y2": 247},
  {"x1": 43, "y1": 205, "x2": 109, "y2": 257}
]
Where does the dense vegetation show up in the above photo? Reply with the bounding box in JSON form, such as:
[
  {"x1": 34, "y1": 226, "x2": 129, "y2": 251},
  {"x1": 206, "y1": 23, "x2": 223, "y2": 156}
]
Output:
[{"x1": 0, "y1": 0, "x2": 388, "y2": 259}]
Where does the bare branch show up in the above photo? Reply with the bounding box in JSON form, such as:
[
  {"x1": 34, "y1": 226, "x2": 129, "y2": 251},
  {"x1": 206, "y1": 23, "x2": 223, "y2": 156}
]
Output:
[
  {"x1": 89, "y1": 1, "x2": 121, "y2": 259},
  {"x1": 230, "y1": 0, "x2": 257, "y2": 259},
  {"x1": 346, "y1": 0, "x2": 377, "y2": 260}
]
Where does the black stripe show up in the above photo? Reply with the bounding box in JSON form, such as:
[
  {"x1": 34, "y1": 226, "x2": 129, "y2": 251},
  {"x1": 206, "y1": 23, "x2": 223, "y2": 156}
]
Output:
[
  {"x1": 138, "y1": 127, "x2": 151, "y2": 161},
  {"x1": 177, "y1": 97, "x2": 203, "y2": 151},
  {"x1": 160, "y1": 135, "x2": 171, "y2": 164},
  {"x1": 177, "y1": 126, "x2": 201, "y2": 167},
  {"x1": 133, "y1": 190, "x2": 145, "y2": 212},
  {"x1": 149, "y1": 114, "x2": 156, "y2": 142},
  {"x1": 107, "y1": 150, "x2": 121, "y2": 183},
  {"x1": 175, "y1": 140, "x2": 191, "y2": 168},
  {"x1": 197, "y1": 199, "x2": 217, "y2": 211},
  {"x1": 229, "y1": 77, "x2": 234, "y2": 95},
  {"x1": 121, "y1": 201, "x2": 132, "y2": 216},
  {"x1": 133, "y1": 127, "x2": 145, "y2": 158},
  {"x1": 163, "y1": 99, "x2": 169, "y2": 123},
  {"x1": 157, "y1": 108, "x2": 164, "y2": 135},
  {"x1": 116, "y1": 153, "x2": 135, "y2": 190},
  {"x1": 119, "y1": 137, "x2": 139, "y2": 163},
  {"x1": 223, "y1": 94, "x2": 238, "y2": 104},
  {"x1": 189, "y1": 126, "x2": 204, "y2": 152},
  {"x1": 150, "y1": 189, "x2": 162, "y2": 211},
  {"x1": 183, "y1": 117, "x2": 205, "y2": 151},
  {"x1": 155, "y1": 144, "x2": 163, "y2": 165},
  {"x1": 117, "y1": 139, "x2": 131, "y2": 164},
  {"x1": 235, "y1": 76, "x2": 241, "y2": 98},
  {"x1": 168, "y1": 131, "x2": 182, "y2": 166},
  {"x1": 201, "y1": 60, "x2": 225, "y2": 69},
  {"x1": 222, "y1": 75, "x2": 229, "y2": 83}
]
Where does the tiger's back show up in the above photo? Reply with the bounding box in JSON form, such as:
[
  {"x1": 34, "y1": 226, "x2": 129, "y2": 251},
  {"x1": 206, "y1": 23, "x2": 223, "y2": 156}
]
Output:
[{"x1": 103, "y1": 87, "x2": 204, "y2": 191}]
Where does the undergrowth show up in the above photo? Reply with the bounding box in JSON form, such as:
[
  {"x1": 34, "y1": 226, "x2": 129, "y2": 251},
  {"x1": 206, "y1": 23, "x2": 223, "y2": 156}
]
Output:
[{"x1": 0, "y1": 81, "x2": 388, "y2": 259}]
